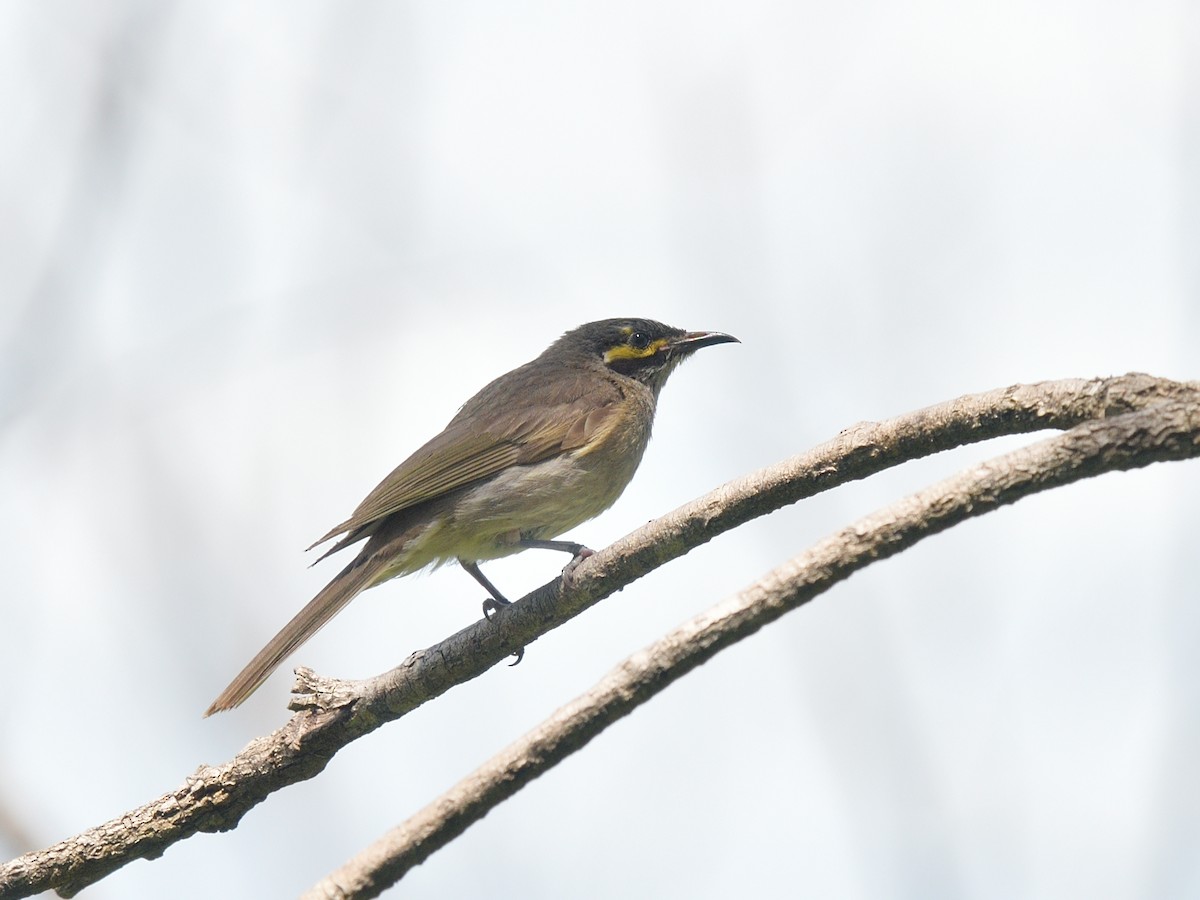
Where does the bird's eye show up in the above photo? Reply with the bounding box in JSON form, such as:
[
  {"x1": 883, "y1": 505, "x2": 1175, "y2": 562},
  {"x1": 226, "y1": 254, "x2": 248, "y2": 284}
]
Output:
[{"x1": 629, "y1": 330, "x2": 651, "y2": 350}]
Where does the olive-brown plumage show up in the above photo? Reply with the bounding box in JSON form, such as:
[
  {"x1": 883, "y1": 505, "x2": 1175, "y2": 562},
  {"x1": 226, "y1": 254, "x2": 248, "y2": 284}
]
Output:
[{"x1": 205, "y1": 318, "x2": 737, "y2": 715}]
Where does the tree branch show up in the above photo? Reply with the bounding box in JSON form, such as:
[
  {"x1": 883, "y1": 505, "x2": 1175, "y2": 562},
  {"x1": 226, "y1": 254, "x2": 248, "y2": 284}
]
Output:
[
  {"x1": 1, "y1": 374, "x2": 1195, "y2": 899},
  {"x1": 306, "y1": 394, "x2": 1200, "y2": 898}
]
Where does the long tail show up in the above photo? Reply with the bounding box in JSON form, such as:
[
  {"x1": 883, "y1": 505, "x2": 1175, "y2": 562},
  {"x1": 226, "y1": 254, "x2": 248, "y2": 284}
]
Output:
[{"x1": 204, "y1": 553, "x2": 388, "y2": 716}]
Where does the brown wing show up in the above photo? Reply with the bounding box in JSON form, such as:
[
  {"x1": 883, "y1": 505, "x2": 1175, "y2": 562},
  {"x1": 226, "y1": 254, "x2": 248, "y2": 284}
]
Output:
[{"x1": 309, "y1": 370, "x2": 624, "y2": 555}]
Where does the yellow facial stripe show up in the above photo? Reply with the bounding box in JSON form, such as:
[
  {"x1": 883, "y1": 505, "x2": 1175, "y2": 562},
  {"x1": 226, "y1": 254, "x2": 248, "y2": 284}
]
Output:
[{"x1": 604, "y1": 338, "x2": 669, "y2": 363}]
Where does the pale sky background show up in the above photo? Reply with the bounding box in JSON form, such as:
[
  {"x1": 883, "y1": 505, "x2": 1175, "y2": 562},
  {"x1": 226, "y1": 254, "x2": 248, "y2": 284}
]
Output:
[{"x1": 2, "y1": 3, "x2": 1198, "y2": 898}]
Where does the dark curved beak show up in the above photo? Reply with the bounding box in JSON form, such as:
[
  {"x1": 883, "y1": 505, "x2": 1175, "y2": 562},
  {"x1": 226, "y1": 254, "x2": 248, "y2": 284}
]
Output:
[{"x1": 670, "y1": 330, "x2": 740, "y2": 354}]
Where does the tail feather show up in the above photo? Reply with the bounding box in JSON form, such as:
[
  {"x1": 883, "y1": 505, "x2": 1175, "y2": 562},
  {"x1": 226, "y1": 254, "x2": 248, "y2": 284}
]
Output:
[{"x1": 204, "y1": 554, "x2": 387, "y2": 716}]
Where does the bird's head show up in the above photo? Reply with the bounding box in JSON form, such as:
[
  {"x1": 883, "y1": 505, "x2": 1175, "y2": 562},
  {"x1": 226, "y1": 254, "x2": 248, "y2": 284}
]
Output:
[{"x1": 552, "y1": 318, "x2": 739, "y2": 394}]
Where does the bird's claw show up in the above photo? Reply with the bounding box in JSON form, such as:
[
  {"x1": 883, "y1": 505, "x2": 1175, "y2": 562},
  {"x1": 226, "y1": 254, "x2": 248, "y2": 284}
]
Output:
[
  {"x1": 481, "y1": 595, "x2": 526, "y2": 665},
  {"x1": 561, "y1": 546, "x2": 595, "y2": 588},
  {"x1": 481, "y1": 596, "x2": 508, "y2": 620}
]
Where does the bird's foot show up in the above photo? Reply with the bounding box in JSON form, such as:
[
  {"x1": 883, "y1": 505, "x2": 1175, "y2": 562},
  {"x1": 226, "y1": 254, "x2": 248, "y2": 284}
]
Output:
[
  {"x1": 560, "y1": 546, "x2": 595, "y2": 588},
  {"x1": 480, "y1": 595, "x2": 525, "y2": 666},
  {"x1": 481, "y1": 595, "x2": 510, "y2": 620}
]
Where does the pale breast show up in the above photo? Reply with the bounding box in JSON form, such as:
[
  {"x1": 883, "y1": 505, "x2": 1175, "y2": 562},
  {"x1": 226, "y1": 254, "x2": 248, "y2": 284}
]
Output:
[{"x1": 406, "y1": 385, "x2": 658, "y2": 565}]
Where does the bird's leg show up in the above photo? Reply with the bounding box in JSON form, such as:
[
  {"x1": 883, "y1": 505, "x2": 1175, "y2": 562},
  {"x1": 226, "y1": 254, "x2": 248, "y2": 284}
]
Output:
[
  {"x1": 518, "y1": 538, "x2": 595, "y2": 587},
  {"x1": 517, "y1": 538, "x2": 590, "y2": 556},
  {"x1": 460, "y1": 558, "x2": 523, "y2": 665},
  {"x1": 461, "y1": 539, "x2": 594, "y2": 667},
  {"x1": 460, "y1": 559, "x2": 510, "y2": 613}
]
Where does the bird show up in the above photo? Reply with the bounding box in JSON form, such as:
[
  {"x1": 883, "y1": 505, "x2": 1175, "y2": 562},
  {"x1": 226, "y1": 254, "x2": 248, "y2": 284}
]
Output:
[{"x1": 205, "y1": 317, "x2": 738, "y2": 715}]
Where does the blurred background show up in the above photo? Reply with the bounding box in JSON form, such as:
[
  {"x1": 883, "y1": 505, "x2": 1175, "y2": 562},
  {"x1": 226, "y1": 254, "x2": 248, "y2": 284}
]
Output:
[{"x1": 2, "y1": 2, "x2": 1198, "y2": 898}]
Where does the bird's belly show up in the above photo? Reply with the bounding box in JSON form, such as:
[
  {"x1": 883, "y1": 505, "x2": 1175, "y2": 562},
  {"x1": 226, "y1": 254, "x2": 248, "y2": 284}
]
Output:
[{"x1": 401, "y1": 448, "x2": 644, "y2": 569}]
